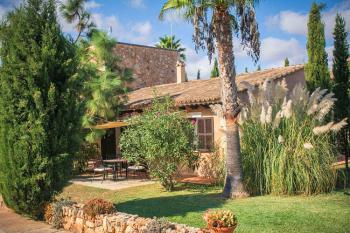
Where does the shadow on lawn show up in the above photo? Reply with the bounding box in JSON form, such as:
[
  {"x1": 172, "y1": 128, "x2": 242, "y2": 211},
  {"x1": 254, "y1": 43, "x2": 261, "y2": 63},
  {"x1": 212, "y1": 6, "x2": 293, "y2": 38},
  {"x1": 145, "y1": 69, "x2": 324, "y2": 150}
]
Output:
[{"x1": 117, "y1": 192, "x2": 225, "y2": 218}]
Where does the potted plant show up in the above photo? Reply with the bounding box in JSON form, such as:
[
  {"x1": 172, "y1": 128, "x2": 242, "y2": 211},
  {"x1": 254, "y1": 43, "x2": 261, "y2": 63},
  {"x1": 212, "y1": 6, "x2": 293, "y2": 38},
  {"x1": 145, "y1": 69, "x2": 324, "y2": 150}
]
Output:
[{"x1": 203, "y1": 209, "x2": 238, "y2": 233}]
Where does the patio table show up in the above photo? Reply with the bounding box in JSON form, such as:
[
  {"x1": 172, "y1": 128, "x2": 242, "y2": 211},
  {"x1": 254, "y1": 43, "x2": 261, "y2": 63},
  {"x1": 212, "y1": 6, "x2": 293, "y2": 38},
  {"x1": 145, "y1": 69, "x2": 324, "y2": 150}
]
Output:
[{"x1": 103, "y1": 159, "x2": 128, "y2": 180}]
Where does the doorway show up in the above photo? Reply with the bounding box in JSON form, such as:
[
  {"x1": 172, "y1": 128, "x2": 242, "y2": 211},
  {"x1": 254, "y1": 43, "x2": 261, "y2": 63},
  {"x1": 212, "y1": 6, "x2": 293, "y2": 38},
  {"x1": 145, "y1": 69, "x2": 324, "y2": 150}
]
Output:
[{"x1": 101, "y1": 128, "x2": 116, "y2": 160}]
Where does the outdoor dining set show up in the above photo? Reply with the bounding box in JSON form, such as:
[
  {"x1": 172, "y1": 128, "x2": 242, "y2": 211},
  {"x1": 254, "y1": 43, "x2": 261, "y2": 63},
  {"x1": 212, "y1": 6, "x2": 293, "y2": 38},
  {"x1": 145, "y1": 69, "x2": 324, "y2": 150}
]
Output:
[{"x1": 90, "y1": 158, "x2": 147, "y2": 182}]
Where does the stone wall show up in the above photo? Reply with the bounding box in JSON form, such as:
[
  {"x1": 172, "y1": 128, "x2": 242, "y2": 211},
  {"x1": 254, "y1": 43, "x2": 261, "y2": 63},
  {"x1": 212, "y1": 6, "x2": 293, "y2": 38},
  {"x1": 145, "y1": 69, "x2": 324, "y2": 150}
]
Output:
[
  {"x1": 114, "y1": 43, "x2": 178, "y2": 90},
  {"x1": 59, "y1": 204, "x2": 205, "y2": 233}
]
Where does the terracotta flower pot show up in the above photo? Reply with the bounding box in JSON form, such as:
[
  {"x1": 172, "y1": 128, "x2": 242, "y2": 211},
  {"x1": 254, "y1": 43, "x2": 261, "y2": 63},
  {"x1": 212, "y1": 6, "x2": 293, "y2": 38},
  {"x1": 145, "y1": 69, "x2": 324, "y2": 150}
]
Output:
[{"x1": 208, "y1": 225, "x2": 237, "y2": 233}]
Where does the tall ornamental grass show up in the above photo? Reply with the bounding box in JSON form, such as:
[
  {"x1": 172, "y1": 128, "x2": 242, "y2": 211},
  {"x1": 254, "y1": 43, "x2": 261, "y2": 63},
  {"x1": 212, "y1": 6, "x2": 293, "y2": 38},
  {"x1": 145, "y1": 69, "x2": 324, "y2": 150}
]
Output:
[{"x1": 239, "y1": 79, "x2": 347, "y2": 195}]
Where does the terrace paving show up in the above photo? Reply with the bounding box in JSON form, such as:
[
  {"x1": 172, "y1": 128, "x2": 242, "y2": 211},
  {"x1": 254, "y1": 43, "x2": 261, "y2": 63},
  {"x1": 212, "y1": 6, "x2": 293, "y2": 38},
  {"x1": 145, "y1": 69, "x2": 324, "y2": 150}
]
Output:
[{"x1": 70, "y1": 174, "x2": 156, "y2": 190}]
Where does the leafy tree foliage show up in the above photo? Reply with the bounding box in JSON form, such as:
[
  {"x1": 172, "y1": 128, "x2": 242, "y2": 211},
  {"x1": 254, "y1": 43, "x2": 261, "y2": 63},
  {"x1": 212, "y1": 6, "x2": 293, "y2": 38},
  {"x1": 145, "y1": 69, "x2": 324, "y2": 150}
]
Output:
[
  {"x1": 305, "y1": 2, "x2": 330, "y2": 91},
  {"x1": 120, "y1": 96, "x2": 196, "y2": 191},
  {"x1": 210, "y1": 58, "x2": 219, "y2": 78},
  {"x1": 0, "y1": 0, "x2": 82, "y2": 218},
  {"x1": 156, "y1": 35, "x2": 186, "y2": 61},
  {"x1": 284, "y1": 57, "x2": 289, "y2": 67},
  {"x1": 332, "y1": 14, "x2": 349, "y2": 160},
  {"x1": 80, "y1": 29, "x2": 133, "y2": 142}
]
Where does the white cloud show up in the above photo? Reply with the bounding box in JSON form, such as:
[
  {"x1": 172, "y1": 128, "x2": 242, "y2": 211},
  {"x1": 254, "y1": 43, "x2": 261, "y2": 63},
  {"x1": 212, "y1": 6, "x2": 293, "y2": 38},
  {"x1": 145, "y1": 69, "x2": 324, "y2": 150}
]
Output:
[
  {"x1": 265, "y1": 11, "x2": 307, "y2": 35},
  {"x1": 129, "y1": 0, "x2": 145, "y2": 9},
  {"x1": 0, "y1": 0, "x2": 21, "y2": 20},
  {"x1": 326, "y1": 45, "x2": 334, "y2": 66},
  {"x1": 184, "y1": 45, "x2": 212, "y2": 80},
  {"x1": 260, "y1": 37, "x2": 306, "y2": 67},
  {"x1": 233, "y1": 38, "x2": 250, "y2": 59},
  {"x1": 132, "y1": 21, "x2": 152, "y2": 36},
  {"x1": 323, "y1": 1, "x2": 350, "y2": 40},
  {"x1": 265, "y1": 0, "x2": 350, "y2": 39},
  {"x1": 0, "y1": 6, "x2": 9, "y2": 20},
  {"x1": 85, "y1": 0, "x2": 101, "y2": 10},
  {"x1": 91, "y1": 13, "x2": 153, "y2": 45}
]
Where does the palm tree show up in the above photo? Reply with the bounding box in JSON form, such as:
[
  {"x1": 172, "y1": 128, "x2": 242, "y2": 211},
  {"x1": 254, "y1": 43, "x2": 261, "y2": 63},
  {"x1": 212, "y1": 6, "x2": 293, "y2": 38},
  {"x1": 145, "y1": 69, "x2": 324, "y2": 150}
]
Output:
[
  {"x1": 60, "y1": 0, "x2": 94, "y2": 43},
  {"x1": 160, "y1": 0, "x2": 260, "y2": 198},
  {"x1": 156, "y1": 35, "x2": 186, "y2": 61},
  {"x1": 81, "y1": 29, "x2": 133, "y2": 142}
]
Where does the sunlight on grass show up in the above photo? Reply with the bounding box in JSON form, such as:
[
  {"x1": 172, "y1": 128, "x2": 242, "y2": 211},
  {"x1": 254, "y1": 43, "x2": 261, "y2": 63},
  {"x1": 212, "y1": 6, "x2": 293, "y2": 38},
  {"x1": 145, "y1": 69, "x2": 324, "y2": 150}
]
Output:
[{"x1": 59, "y1": 183, "x2": 350, "y2": 233}]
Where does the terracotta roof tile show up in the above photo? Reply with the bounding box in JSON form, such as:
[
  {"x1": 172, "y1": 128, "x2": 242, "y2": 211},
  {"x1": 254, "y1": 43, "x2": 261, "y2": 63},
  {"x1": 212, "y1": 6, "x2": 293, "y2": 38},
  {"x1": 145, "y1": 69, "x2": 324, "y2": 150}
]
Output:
[{"x1": 127, "y1": 65, "x2": 304, "y2": 109}]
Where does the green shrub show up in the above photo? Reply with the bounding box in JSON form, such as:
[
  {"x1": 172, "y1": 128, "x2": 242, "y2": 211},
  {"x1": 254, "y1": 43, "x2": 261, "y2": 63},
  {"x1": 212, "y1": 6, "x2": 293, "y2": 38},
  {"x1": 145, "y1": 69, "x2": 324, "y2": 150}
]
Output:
[
  {"x1": 0, "y1": 0, "x2": 82, "y2": 218},
  {"x1": 120, "y1": 95, "x2": 196, "y2": 191},
  {"x1": 239, "y1": 80, "x2": 347, "y2": 195},
  {"x1": 83, "y1": 198, "x2": 115, "y2": 218}
]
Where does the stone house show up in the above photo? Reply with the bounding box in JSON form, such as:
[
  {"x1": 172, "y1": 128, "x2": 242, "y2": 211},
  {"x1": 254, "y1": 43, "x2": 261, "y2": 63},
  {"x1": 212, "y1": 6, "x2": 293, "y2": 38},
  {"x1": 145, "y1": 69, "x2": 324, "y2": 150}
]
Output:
[{"x1": 99, "y1": 42, "x2": 306, "y2": 176}]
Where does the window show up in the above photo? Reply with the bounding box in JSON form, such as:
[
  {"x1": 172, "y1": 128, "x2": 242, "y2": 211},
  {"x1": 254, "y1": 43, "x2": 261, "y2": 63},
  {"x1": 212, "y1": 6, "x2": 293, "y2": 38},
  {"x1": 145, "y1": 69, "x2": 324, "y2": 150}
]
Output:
[{"x1": 195, "y1": 118, "x2": 214, "y2": 151}]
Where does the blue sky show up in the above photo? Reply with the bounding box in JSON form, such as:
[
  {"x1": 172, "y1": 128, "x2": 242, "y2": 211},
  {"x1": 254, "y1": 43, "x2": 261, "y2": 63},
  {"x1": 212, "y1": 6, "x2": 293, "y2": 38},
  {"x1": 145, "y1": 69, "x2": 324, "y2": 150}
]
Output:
[{"x1": 1, "y1": 0, "x2": 349, "y2": 79}]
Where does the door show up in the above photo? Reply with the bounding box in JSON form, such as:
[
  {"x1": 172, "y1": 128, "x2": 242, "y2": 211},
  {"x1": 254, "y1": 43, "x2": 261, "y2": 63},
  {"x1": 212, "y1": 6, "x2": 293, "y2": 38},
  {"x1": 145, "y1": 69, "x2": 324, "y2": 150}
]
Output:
[{"x1": 101, "y1": 128, "x2": 116, "y2": 160}]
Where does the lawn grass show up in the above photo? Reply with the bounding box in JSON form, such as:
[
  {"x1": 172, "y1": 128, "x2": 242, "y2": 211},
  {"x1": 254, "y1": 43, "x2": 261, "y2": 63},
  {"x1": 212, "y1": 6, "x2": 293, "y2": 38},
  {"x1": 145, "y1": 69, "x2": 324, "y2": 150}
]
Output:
[{"x1": 59, "y1": 182, "x2": 350, "y2": 233}]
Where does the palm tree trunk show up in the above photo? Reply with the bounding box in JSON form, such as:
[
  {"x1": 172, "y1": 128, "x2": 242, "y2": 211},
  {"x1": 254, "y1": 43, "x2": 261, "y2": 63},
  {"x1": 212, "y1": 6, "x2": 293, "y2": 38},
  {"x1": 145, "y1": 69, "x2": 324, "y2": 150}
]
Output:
[{"x1": 213, "y1": 6, "x2": 248, "y2": 198}]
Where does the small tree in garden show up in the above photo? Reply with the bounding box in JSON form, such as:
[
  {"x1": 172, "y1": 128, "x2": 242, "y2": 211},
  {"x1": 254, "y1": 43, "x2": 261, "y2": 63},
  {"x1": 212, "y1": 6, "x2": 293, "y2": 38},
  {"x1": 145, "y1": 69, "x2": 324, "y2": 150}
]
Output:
[
  {"x1": 0, "y1": 0, "x2": 82, "y2": 218},
  {"x1": 120, "y1": 96, "x2": 196, "y2": 191},
  {"x1": 239, "y1": 80, "x2": 347, "y2": 195}
]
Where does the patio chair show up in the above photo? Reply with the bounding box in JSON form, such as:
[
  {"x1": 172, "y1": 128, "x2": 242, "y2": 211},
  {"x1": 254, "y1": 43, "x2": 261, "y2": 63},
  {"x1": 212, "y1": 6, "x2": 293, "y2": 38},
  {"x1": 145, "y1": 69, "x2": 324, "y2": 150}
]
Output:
[
  {"x1": 127, "y1": 163, "x2": 147, "y2": 179},
  {"x1": 91, "y1": 160, "x2": 113, "y2": 183}
]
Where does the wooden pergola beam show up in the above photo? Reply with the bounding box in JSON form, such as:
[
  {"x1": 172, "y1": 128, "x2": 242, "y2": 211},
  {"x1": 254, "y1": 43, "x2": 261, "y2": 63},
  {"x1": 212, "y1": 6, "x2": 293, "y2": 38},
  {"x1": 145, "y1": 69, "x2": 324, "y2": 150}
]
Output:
[{"x1": 91, "y1": 121, "x2": 128, "y2": 129}]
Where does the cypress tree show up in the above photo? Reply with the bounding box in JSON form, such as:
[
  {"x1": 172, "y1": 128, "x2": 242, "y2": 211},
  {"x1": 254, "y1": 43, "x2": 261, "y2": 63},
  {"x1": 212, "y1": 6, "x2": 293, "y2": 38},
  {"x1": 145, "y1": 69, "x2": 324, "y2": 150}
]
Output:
[
  {"x1": 210, "y1": 58, "x2": 219, "y2": 78},
  {"x1": 257, "y1": 65, "x2": 261, "y2": 71},
  {"x1": 332, "y1": 14, "x2": 349, "y2": 164},
  {"x1": 197, "y1": 69, "x2": 201, "y2": 80},
  {"x1": 0, "y1": 0, "x2": 82, "y2": 218},
  {"x1": 284, "y1": 57, "x2": 290, "y2": 67},
  {"x1": 245, "y1": 67, "x2": 248, "y2": 73},
  {"x1": 305, "y1": 2, "x2": 330, "y2": 91}
]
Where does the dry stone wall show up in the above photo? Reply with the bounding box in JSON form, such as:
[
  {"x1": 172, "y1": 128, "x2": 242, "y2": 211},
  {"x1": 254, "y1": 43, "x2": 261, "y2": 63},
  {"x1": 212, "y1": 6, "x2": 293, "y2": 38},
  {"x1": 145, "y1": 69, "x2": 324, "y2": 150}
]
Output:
[
  {"x1": 114, "y1": 43, "x2": 178, "y2": 90},
  {"x1": 59, "y1": 204, "x2": 206, "y2": 233}
]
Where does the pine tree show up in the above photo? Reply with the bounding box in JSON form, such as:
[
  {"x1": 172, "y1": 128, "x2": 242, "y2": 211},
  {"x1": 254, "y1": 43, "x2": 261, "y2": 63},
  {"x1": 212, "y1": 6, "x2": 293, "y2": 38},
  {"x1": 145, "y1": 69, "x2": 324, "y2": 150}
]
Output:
[
  {"x1": 0, "y1": 0, "x2": 82, "y2": 218},
  {"x1": 210, "y1": 58, "x2": 219, "y2": 78},
  {"x1": 197, "y1": 69, "x2": 201, "y2": 80},
  {"x1": 305, "y1": 2, "x2": 330, "y2": 91},
  {"x1": 284, "y1": 57, "x2": 290, "y2": 67},
  {"x1": 60, "y1": 0, "x2": 95, "y2": 43},
  {"x1": 332, "y1": 14, "x2": 349, "y2": 163}
]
